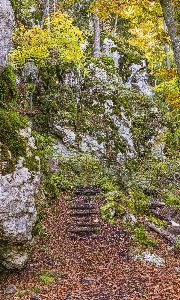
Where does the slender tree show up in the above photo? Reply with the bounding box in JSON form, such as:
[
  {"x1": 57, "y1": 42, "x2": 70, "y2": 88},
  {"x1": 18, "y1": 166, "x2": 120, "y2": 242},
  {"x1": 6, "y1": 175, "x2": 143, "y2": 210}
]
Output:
[
  {"x1": 159, "y1": 0, "x2": 180, "y2": 84},
  {"x1": 93, "y1": 12, "x2": 101, "y2": 57}
]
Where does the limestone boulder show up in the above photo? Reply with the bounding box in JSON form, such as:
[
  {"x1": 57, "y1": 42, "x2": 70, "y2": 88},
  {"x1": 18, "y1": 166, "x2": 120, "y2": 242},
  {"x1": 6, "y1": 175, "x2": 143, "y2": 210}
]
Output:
[
  {"x1": 0, "y1": 0, "x2": 14, "y2": 72},
  {"x1": 0, "y1": 157, "x2": 40, "y2": 269}
]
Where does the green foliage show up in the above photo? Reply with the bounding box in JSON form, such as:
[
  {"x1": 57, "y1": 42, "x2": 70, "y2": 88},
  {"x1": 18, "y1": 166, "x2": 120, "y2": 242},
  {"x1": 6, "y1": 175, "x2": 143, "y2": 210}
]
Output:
[
  {"x1": 100, "y1": 31, "x2": 143, "y2": 80},
  {"x1": 130, "y1": 190, "x2": 150, "y2": 215},
  {"x1": 30, "y1": 135, "x2": 118, "y2": 200},
  {"x1": 30, "y1": 64, "x2": 79, "y2": 132},
  {"x1": 64, "y1": 195, "x2": 72, "y2": 201},
  {"x1": 39, "y1": 274, "x2": 54, "y2": 284},
  {"x1": 100, "y1": 191, "x2": 130, "y2": 223},
  {"x1": 0, "y1": 109, "x2": 27, "y2": 173},
  {"x1": 32, "y1": 220, "x2": 46, "y2": 238},
  {"x1": 31, "y1": 286, "x2": 41, "y2": 294},
  {"x1": 162, "y1": 190, "x2": 180, "y2": 207},
  {"x1": 45, "y1": 173, "x2": 64, "y2": 197},
  {"x1": 175, "y1": 235, "x2": 180, "y2": 250},
  {"x1": 85, "y1": 55, "x2": 117, "y2": 74},
  {"x1": 147, "y1": 216, "x2": 167, "y2": 228},
  {"x1": 128, "y1": 94, "x2": 168, "y2": 156},
  {"x1": 15, "y1": 290, "x2": 26, "y2": 297},
  {"x1": 59, "y1": 0, "x2": 91, "y2": 30},
  {"x1": 164, "y1": 110, "x2": 180, "y2": 157},
  {"x1": 32, "y1": 195, "x2": 48, "y2": 238},
  {"x1": 119, "y1": 158, "x2": 180, "y2": 202},
  {"x1": 38, "y1": 270, "x2": 56, "y2": 284},
  {"x1": 103, "y1": 191, "x2": 126, "y2": 202},
  {"x1": 9, "y1": 10, "x2": 84, "y2": 67},
  {"x1": 100, "y1": 189, "x2": 149, "y2": 223},
  {"x1": 132, "y1": 225, "x2": 157, "y2": 248},
  {"x1": 51, "y1": 153, "x2": 116, "y2": 192},
  {"x1": 100, "y1": 200, "x2": 125, "y2": 223},
  {"x1": 0, "y1": 66, "x2": 19, "y2": 108},
  {"x1": 100, "y1": 180, "x2": 119, "y2": 192},
  {"x1": 10, "y1": 0, "x2": 43, "y2": 26},
  {"x1": 0, "y1": 143, "x2": 15, "y2": 175},
  {"x1": 34, "y1": 134, "x2": 60, "y2": 199}
]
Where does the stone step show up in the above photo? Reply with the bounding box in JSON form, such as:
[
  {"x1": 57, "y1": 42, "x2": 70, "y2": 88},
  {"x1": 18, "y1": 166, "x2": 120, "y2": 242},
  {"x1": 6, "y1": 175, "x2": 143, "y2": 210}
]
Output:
[
  {"x1": 68, "y1": 223, "x2": 100, "y2": 227},
  {"x1": 67, "y1": 227, "x2": 100, "y2": 233},
  {"x1": 74, "y1": 190, "x2": 99, "y2": 196},
  {"x1": 71, "y1": 197, "x2": 93, "y2": 202},
  {"x1": 72, "y1": 218, "x2": 97, "y2": 222},
  {"x1": 70, "y1": 205, "x2": 97, "y2": 210},
  {"x1": 69, "y1": 211, "x2": 97, "y2": 217}
]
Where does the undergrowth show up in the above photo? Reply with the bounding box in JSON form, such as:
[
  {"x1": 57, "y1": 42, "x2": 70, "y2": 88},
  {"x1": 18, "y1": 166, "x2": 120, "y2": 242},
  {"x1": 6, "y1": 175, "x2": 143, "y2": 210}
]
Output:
[
  {"x1": 36, "y1": 135, "x2": 179, "y2": 250},
  {"x1": 46, "y1": 152, "x2": 118, "y2": 194}
]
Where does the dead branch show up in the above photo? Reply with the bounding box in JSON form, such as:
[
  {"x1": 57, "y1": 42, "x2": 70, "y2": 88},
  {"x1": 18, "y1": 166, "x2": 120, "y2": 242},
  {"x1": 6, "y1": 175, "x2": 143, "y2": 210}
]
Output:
[
  {"x1": 148, "y1": 201, "x2": 166, "y2": 209},
  {"x1": 146, "y1": 222, "x2": 177, "y2": 244}
]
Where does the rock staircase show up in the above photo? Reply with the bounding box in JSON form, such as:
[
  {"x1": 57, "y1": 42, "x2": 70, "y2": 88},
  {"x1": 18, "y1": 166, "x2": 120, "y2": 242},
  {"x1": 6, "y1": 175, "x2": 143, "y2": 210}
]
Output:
[{"x1": 67, "y1": 185, "x2": 101, "y2": 234}]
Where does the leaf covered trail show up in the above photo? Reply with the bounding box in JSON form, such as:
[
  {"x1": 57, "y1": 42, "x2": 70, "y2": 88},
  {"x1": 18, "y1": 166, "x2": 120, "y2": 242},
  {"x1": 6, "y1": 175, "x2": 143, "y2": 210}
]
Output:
[{"x1": 0, "y1": 193, "x2": 180, "y2": 299}]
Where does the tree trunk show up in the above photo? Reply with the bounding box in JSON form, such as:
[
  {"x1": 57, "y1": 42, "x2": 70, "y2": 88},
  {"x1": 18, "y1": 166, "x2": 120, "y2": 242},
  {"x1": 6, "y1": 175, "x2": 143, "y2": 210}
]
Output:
[
  {"x1": 40, "y1": 0, "x2": 50, "y2": 28},
  {"x1": 160, "y1": 0, "x2": 180, "y2": 84},
  {"x1": 0, "y1": 0, "x2": 14, "y2": 72},
  {"x1": 114, "y1": 14, "x2": 118, "y2": 35},
  {"x1": 53, "y1": 0, "x2": 57, "y2": 12},
  {"x1": 163, "y1": 19, "x2": 171, "y2": 68},
  {"x1": 147, "y1": 221, "x2": 177, "y2": 244},
  {"x1": 93, "y1": 13, "x2": 100, "y2": 57}
]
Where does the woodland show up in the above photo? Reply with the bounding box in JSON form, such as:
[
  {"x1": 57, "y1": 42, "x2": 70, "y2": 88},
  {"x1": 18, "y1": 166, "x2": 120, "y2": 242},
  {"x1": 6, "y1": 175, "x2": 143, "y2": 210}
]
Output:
[{"x1": 0, "y1": 0, "x2": 180, "y2": 299}]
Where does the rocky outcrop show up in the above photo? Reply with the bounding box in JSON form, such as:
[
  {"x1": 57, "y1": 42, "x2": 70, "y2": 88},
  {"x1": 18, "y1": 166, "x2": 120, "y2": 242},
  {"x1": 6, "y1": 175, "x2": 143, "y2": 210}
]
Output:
[
  {"x1": 0, "y1": 125, "x2": 40, "y2": 270},
  {"x1": 0, "y1": 0, "x2": 14, "y2": 72},
  {"x1": 0, "y1": 157, "x2": 40, "y2": 269},
  {"x1": 52, "y1": 58, "x2": 164, "y2": 162},
  {"x1": 47, "y1": 36, "x2": 166, "y2": 163}
]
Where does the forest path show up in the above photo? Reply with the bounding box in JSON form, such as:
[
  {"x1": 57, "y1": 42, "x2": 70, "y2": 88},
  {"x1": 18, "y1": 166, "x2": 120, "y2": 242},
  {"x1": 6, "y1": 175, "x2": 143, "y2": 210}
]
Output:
[{"x1": 0, "y1": 192, "x2": 180, "y2": 300}]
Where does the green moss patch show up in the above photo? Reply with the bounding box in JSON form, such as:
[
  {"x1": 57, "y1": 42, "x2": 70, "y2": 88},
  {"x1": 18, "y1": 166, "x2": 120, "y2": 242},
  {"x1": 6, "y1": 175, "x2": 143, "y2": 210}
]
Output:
[
  {"x1": 0, "y1": 66, "x2": 18, "y2": 108},
  {"x1": 0, "y1": 109, "x2": 28, "y2": 174}
]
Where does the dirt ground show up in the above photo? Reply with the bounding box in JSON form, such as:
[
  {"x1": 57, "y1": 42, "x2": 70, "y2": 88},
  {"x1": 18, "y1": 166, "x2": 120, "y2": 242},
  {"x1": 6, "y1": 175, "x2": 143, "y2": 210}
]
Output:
[{"x1": 0, "y1": 193, "x2": 180, "y2": 300}]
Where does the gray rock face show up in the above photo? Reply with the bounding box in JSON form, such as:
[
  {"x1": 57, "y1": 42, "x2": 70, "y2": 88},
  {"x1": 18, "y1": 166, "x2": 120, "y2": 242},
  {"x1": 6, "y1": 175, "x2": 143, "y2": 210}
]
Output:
[
  {"x1": 0, "y1": 0, "x2": 14, "y2": 72},
  {"x1": 126, "y1": 61, "x2": 154, "y2": 96},
  {"x1": 51, "y1": 38, "x2": 164, "y2": 162},
  {"x1": 0, "y1": 158, "x2": 40, "y2": 269},
  {"x1": 102, "y1": 37, "x2": 122, "y2": 67}
]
